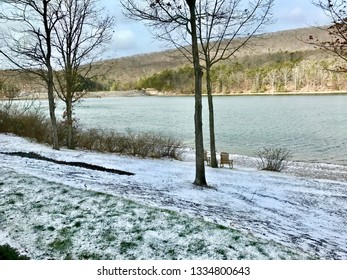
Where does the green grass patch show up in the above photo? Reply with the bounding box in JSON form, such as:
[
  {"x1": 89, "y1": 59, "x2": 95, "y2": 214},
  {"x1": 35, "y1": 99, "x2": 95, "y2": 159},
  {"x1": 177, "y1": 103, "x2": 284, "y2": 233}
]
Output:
[
  {"x1": 0, "y1": 244, "x2": 30, "y2": 260},
  {"x1": 0, "y1": 170, "x2": 313, "y2": 260},
  {"x1": 33, "y1": 225, "x2": 45, "y2": 232},
  {"x1": 119, "y1": 241, "x2": 138, "y2": 254},
  {"x1": 188, "y1": 239, "x2": 207, "y2": 254},
  {"x1": 49, "y1": 238, "x2": 72, "y2": 252}
]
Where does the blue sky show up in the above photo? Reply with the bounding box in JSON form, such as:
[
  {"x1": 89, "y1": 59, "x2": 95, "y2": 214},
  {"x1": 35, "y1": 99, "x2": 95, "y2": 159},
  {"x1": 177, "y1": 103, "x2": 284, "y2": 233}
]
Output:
[{"x1": 104, "y1": 0, "x2": 331, "y2": 58}]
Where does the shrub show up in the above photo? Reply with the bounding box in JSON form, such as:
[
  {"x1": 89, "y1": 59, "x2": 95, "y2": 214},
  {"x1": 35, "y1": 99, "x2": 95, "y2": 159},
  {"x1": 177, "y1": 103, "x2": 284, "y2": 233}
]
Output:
[
  {"x1": 255, "y1": 147, "x2": 292, "y2": 172},
  {"x1": 75, "y1": 129, "x2": 183, "y2": 160},
  {"x1": 0, "y1": 244, "x2": 30, "y2": 260},
  {"x1": 0, "y1": 101, "x2": 183, "y2": 160},
  {"x1": 0, "y1": 100, "x2": 50, "y2": 142}
]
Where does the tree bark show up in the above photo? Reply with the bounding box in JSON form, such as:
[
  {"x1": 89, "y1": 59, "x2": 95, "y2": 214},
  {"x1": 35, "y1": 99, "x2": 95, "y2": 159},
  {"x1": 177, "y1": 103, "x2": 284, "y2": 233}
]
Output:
[
  {"x1": 205, "y1": 63, "x2": 218, "y2": 168},
  {"x1": 43, "y1": 2, "x2": 59, "y2": 151},
  {"x1": 47, "y1": 71, "x2": 59, "y2": 150},
  {"x1": 65, "y1": 94, "x2": 74, "y2": 149},
  {"x1": 187, "y1": 0, "x2": 207, "y2": 186}
]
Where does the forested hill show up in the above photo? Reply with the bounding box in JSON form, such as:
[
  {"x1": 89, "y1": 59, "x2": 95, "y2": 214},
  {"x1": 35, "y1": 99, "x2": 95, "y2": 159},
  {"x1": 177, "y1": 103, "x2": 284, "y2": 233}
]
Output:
[
  {"x1": 1, "y1": 26, "x2": 346, "y2": 97},
  {"x1": 93, "y1": 27, "x2": 334, "y2": 92},
  {"x1": 98, "y1": 27, "x2": 345, "y2": 94}
]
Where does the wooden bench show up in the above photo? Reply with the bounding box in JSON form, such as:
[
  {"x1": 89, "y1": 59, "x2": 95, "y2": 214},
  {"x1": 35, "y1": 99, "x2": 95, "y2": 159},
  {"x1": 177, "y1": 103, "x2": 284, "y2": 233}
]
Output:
[{"x1": 220, "y1": 152, "x2": 233, "y2": 168}]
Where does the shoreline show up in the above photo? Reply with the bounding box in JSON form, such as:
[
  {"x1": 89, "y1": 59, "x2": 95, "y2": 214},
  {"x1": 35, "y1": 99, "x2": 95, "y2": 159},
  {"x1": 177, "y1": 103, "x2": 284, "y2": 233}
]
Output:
[
  {"x1": 143, "y1": 89, "x2": 347, "y2": 97},
  {"x1": 181, "y1": 149, "x2": 347, "y2": 183},
  {"x1": 1, "y1": 133, "x2": 346, "y2": 183},
  {"x1": 1, "y1": 132, "x2": 347, "y2": 182},
  {"x1": 2, "y1": 89, "x2": 347, "y2": 100}
]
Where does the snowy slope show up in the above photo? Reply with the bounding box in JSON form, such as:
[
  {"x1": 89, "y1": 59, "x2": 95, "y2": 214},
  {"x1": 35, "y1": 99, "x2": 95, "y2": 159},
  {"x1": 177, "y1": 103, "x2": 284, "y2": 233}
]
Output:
[{"x1": 0, "y1": 134, "x2": 346, "y2": 259}]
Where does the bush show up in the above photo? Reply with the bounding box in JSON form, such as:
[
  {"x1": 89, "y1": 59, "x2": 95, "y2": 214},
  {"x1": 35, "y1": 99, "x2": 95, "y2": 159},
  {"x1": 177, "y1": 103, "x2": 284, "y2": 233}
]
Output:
[
  {"x1": 0, "y1": 244, "x2": 30, "y2": 260},
  {"x1": 75, "y1": 129, "x2": 183, "y2": 160},
  {"x1": 0, "y1": 100, "x2": 50, "y2": 142},
  {"x1": 255, "y1": 147, "x2": 292, "y2": 172},
  {"x1": 0, "y1": 101, "x2": 184, "y2": 160}
]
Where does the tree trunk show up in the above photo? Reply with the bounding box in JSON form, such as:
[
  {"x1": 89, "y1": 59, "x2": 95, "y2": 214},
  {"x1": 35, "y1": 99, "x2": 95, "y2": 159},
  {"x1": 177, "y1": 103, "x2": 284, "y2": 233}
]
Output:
[
  {"x1": 187, "y1": 0, "x2": 207, "y2": 186},
  {"x1": 193, "y1": 64, "x2": 207, "y2": 186},
  {"x1": 43, "y1": 2, "x2": 59, "y2": 150},
  {"x1": 205, "y1": 64, "x2": 218, "y2": 168},
  {"x1": 66, "y1": 94, "x2": 74, "y2": 149},
  {"x1": 47, "y1": 66, "x2": 59, "y2": 150}
]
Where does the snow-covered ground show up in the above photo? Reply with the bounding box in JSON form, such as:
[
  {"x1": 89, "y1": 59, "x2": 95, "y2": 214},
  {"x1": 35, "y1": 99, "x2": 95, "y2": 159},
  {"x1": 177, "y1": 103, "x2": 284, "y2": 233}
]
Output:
[{"x1": 0, "y1": 134, "x2": 346, "y2": 259}]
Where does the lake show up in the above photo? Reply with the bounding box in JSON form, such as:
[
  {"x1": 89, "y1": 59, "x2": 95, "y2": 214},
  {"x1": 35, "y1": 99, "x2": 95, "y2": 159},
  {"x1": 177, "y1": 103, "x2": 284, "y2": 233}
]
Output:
[{"x1": 28, "y1": 94, "x2": 346, "y2": 165}]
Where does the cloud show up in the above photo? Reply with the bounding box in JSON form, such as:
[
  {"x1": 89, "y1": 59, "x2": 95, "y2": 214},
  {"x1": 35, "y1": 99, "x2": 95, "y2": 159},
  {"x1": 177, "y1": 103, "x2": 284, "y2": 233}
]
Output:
[
  {"x1": 282, "y1": 7, "x2": 307, "y2": 25},
  {"x1": 111, "y1": 29, "x2": 137, "y2": 51},
  {"x1": 107, "y1": 22, "x2": 166, "y2": 58},
  {"x1": 272, "y1": 1, "x2": 330, "y2": 31}
]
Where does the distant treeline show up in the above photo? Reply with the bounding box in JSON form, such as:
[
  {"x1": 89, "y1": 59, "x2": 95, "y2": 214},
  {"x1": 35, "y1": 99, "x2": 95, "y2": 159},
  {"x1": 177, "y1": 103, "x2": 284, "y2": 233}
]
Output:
[
  {"x1": 0, "y1": 73, "x2": 108, "y2": 98},
  {"x1": 2, "y1": 49, "x2": 347, "y2": 96},
  {"x1": 128, "y1": 52, "x2": 346, "y2": 94}
]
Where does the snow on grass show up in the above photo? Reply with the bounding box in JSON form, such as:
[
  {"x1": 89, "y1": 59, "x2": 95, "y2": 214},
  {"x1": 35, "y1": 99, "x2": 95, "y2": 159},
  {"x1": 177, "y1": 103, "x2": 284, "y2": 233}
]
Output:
[
  {"x1": 0, "y1": 168, "x2": 305, "y2": 260},
  {"x1": 0, "y1": 134, "x2": 346, "y2": 259}
]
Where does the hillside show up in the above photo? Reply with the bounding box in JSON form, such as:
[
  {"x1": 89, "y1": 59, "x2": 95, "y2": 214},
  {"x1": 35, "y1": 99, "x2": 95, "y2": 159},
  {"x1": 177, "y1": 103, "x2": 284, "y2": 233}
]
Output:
[
  {"x1": 91, "y1": 27, "x2": 330, "y2": 88},
  {"x1": 1, "y1": 26, "x2": 344, "y2": 96}
]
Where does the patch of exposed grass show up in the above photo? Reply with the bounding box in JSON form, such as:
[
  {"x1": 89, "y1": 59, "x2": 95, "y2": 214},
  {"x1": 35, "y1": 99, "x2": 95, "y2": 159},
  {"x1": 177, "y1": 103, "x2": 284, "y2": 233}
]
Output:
[
  {"x1": 49, "y1": 238, "x2": 72, "y2": 252},
  {"x1": 188, "y1": 239, "x2": 207, "y2": 254},
  {"x1": 102, "y1": 229, "x2": 117, "y2": 243},
  {"x1": 135, "y1": 235, "x2": 144, "y2": 242},
  {"x1": 256, "y1": 244, "x2": 269, "y2": 257},
  {"x1": 0, "y1": 170, "x2": 313, "y2": 260},
  {"x1": 74, "y1": 221, "x2": 82, "y2": 228},
  {"x1": 13, "y1": 192, "x2": 24, "y2": 198},
  {"x1": 119, "y1": 241, "x2": 138, "y2": 255},
  {"x1": 215, "y1": 248, "x2": 228, "y2": 260},
  {"x1": 8, "y1": 199, "x2": 16, "y2": 205},
  {"x1": 233, "y1": 235, "x2": 241, "y2": 241},
  {"x1": 33, "y1": 225, "x2": 45, "y2": 232},
  {"x1": 0, "y1": 244, "x2": 30, "y2": 260}
]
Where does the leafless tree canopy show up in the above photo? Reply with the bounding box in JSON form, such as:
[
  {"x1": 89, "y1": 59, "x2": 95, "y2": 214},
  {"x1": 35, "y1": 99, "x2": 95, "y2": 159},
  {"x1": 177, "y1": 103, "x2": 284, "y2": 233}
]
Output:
[
  {"x1": 0, "y1": 0, "x2": 63, "y2": 149},
  {"x1": 53, "y1": 0, "x2": 113, "y2": 75},
  {"x1": 196, "y1": 0, "x2": 274, "y2": 67},
  {"x1": 0, "y1": 0, "x2": 114, "y2": 150},
  {"x1": 122, "y1": 0, "x2": 208, "y2": 186},
  {"x1": 122, "y1": 0, "x2": 273, "y2": 64},
  {"x1": 121, "y1": 0, "x2": 274, "y2": 181},
  {"x1": 0, "y1": 0, "x2": 63, "y2": 76},
  {"x1": 53, "y1": 0, "x2": 113, "y2": 103},
  {"x1": 310, "y1": 0, "x2": 347, "y2": 71}
]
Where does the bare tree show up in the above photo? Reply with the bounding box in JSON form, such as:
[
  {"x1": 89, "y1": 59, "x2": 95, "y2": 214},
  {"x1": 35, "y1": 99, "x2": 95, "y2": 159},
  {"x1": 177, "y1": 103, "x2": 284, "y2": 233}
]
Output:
[
  {"x1": 195, "y1": 0, "x2": 273, "y2": 167},
  {"x1": 0, "y1": 0, "x2": 62, "y2": 149},
  {"x1": 121, "y1": 0, "x2": 207, "y2": 186},
  {"x1": 53, "y1": 0, "x2": 114, "y2": 149},
  {"x1": 309, "y1": 0, "x2": 347, "y2": 71}
]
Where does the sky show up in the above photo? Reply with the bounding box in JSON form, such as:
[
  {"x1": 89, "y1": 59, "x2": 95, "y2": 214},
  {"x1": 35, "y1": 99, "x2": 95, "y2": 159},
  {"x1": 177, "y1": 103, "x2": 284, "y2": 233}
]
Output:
[{"x1": 106, "y1": 0, "x2": 332, "y2": 58}]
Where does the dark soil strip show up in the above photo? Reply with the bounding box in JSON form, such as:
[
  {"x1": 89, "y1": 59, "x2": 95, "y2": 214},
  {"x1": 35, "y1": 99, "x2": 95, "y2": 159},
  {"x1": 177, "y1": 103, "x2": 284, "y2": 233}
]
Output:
[{"x1": 2, "y1": 152, "x2": 135, "y2": 176}]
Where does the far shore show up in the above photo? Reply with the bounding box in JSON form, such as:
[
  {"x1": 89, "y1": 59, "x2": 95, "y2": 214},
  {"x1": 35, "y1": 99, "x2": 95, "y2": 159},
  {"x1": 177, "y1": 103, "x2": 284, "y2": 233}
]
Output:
[{"x1": 2, "y1": 89, "x2": 347, "y2": 100}]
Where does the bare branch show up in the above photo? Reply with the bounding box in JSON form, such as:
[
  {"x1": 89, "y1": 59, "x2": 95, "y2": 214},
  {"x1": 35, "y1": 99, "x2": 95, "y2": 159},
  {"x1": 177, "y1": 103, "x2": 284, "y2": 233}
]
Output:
[
  {"x1": 197, "y1": 0, "x2": 274, "y2": 68},
  {"x1": 308, "y1": 0, "x2": 347, "y2": 72}
]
